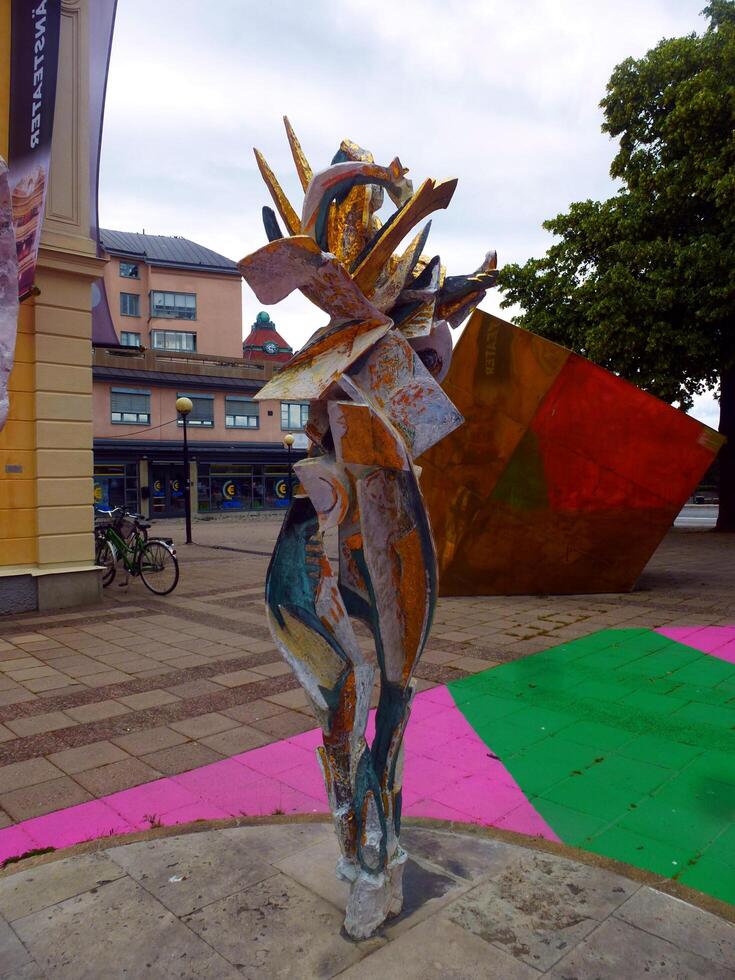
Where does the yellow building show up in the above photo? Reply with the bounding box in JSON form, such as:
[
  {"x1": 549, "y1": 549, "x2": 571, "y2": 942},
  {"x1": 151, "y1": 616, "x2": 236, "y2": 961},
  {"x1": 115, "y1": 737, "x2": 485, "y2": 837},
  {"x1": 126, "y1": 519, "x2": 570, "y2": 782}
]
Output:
[{"x1": 0, "y1": 1, "x2": 105, "y2": 613}]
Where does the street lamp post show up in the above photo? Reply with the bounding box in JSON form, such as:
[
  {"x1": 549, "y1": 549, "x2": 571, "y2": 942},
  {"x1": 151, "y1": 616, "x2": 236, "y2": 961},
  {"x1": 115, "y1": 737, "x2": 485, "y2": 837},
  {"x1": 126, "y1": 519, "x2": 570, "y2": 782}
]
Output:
[
  {"x1": 176, "y1": 397, "x2": 193, "y2": 544},
  {"x1": 283, "y1": 433, "x2": 295, "y2": 505}
]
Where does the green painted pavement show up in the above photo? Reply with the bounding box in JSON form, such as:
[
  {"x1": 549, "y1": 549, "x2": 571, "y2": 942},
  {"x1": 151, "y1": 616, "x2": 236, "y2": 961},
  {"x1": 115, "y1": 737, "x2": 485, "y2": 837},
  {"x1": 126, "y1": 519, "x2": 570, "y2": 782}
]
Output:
[{"x1": 447, "y1": 628, "x2": 735, "y2": 906}]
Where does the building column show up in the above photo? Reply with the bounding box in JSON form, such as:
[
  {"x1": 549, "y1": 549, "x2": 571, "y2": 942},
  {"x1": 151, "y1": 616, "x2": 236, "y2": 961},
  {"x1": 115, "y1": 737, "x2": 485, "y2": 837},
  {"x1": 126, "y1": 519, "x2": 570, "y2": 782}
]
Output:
[
  {"x1": 0, "y1": 0, "x2": 106, "y2": 612},
  {"x1": 139, "y1": 459, "x2": 150, "y2": 517},
  {"x1": 189, "y1": 459, "x2": 197, "y2": 517}
]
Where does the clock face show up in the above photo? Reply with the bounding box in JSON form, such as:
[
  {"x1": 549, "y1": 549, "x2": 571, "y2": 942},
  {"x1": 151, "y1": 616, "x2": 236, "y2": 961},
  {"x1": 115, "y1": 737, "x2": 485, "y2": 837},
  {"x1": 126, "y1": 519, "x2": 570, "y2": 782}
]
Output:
[{"x1": 263, "y1": 341, "x2": 278, "y2": 354}]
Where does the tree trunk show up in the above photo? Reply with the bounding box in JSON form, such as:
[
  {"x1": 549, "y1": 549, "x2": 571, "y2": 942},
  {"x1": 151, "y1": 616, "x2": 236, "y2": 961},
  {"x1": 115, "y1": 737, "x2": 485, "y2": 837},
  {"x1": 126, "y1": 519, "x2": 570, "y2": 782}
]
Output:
[{"x1": 716, "y1": 366, "x2": 735, "y2": 531}]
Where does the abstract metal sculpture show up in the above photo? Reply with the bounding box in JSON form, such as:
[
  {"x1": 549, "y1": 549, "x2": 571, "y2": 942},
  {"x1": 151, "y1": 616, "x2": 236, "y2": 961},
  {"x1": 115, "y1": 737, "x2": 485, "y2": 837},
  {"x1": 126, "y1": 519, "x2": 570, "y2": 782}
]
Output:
[
  {"x1": 240, "y1": 119, "x2": 496, "y2": 938},
  {"x1": 420, "y1": 310, "x2": 724, "y2": 595}
]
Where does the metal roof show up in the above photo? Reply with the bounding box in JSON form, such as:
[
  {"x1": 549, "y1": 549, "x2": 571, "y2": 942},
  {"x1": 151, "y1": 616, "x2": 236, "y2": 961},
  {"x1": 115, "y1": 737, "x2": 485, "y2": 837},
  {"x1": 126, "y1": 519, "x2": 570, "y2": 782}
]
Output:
[{"x1": 99, "y1": 229, "x2": 241, "y2": 277}]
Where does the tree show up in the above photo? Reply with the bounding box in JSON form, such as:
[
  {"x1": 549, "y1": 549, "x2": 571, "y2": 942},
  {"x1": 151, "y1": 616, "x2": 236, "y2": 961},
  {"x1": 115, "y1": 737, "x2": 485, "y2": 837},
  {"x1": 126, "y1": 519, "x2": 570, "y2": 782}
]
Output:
[{"x1": 498, "y1": 1, "x2": 735, "y2": 530}]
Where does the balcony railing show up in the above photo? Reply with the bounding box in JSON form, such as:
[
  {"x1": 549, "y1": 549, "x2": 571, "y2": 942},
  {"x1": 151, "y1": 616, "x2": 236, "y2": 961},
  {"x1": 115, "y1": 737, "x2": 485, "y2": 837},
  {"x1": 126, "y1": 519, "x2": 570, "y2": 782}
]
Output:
[{"x1": 93, "y1": 345, "x2": 278, "y2": 382}]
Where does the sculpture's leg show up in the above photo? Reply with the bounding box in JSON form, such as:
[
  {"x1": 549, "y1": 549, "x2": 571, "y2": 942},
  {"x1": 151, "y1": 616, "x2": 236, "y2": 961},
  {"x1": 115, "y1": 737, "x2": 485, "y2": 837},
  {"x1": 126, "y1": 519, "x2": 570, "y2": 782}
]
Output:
[
  {"x1": 267, "y1": 465, "x2": 409, "y2": 937},
  {"x1": 356, "y1": 465, "x2": 438, "y2": 917},
  {"x1": 265, "y1": 491, "x2": 374, "y2": 871}
]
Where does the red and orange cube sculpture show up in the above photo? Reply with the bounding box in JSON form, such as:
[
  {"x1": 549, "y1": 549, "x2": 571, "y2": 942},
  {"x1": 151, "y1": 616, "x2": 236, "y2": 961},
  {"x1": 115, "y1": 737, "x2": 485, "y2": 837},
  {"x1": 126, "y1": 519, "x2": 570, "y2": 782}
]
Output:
[{"x1": 420, "y1": 310, "x2": 724, "y2": 595}]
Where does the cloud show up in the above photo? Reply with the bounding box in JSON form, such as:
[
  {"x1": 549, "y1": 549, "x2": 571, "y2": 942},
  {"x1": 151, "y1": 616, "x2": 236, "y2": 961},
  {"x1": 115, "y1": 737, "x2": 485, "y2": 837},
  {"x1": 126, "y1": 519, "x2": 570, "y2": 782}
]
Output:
[{"x1": 100, "y1": 0, "x2": 717, "y2": 424}]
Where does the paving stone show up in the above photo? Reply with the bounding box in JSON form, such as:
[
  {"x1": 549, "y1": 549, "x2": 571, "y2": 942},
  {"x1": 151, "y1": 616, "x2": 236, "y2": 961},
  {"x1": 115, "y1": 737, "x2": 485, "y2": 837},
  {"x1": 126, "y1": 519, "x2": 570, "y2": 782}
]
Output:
[
  {"x1": 401, "y1": 827, "x2": 511, "y2": 881},
  {"x1": 47, "y1": 741, "x2": 131, "y2": 775},
  {"x1": 547, "y1": 916, "x2": 735, "y2": 978},
  {"x1": 0, "y1": 914, "x2": 37, "y2": 979},
  {"x1": 0, "y1": 689, "x2": 36, "y2": 706},
  {"x1": 183, "y1": 871, "x2": 383, "y2": 979},
  {"x1": 613, "y1": 886, "x2": 735, "y2": 970},
  {"x1": 111, "y1": 726, "x2": 189, "y2": 756},
  {"x1": 51, "y1": 658, "x2": 113, "y2": 677},
  {"x1": 106, "y1": 829, "x2": 278, "y2": 916},
  {"x1": 0, "y1": 758, "x2": 63, "y2": 795},
  {"x1": 220, "y1": 822, "x2": 331, "y2": 863},
  {"x1": 449, "y1": 656, "x2": 499, "y2": 673},
  {"x1": 12, "y1": 875, "x2": 241, "y2": 980},
  {"x1": 0, "y1": 852, "x2": 126, "y2": 921},
  {"x1": 250, "y1": 661, "x2": 291, "y2": 677},
  {"x1": 251, "y1": 709, "x2": 316, "y2": 739},
  {"x1": 7, "y1": 665, "x2": 60, "y2": 681},
  {"x1": 6, "y1": 711, "x2": 75, "y2": 738},
  {"x1": 0, "y1": 658, "x2": 41, "y2": 672},
  {"x1": 165, "y1": 679, "x2": 222, "y2": 698},
  {"x1": 166, "y1": 654, "x2": 210, "y2": 668},
  {"x1": 340, "y1": 916, "x2": 538, "y2": 979},
  {"x1": 272, "y1": 834, "x2": 348, "y2": 910},
  {"x1": 0, "y1": 777, "x2": 92, "y2": 821},
  {"x1": 265, "y1": 687, "x2": 312, "y2": 710},
  {"x1": 444, "y1": 845, "x2": 639, "y2": 971},
  {"x1": 222, "y1": 698, "x2": 287, "y2": 724},
  {"x1": 198, "y1": 725, "x2": 270, "y2": 755},
  {"x1": 36, "y1": 687, "x2": 89, "y2": 702},
  {"x1": 0, "y1": 723, "x2": 14, "y2": 743},
  {"x1": 423, "y1": 649, "x2": 462, "y2": 666},
  {"x1": 210, "y1": 668, "x2": 262, "y2": 688},
  {"x1": 65, "y1": 700, "x2": 131, "y2": 723},
  {"x1": 77, "y1": 670, "x2": 130, "y2": 687},
  {"x1": 117, "y1": 689, "x2": 181, "y2": 710},
  {"x1": 141, "y1": 742, "x2": 223, "y2": 775},
  {"x1": 73, "y1": 758, "x2": 161, "y2": 797},
  {"x1": 169, "y1": 712, "x2": 240, "y2": 739}
]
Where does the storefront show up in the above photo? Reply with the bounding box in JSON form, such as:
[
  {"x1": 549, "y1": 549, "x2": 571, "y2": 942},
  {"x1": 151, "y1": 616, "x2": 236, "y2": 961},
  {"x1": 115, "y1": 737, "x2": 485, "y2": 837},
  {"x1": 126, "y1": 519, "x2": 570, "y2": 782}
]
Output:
[
  {"x1": 93, "y1": 440, "x2": 304, "y2": 519},
  {"x1": 150, "y1": 464, "x2": 187, "y2": 517},
  {"x1": 197, "y1": 462, "x2": 294, "y2": 512},
  {"x1": 93, "y1": 462, "x2": 139, "y2": 513}
]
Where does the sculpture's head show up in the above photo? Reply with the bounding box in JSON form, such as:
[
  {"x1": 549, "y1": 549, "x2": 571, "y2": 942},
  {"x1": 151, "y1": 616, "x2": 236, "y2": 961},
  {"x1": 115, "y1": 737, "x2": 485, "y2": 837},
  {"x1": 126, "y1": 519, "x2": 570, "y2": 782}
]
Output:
[{"x1": 241, "y1": 118, "x2": 498, "y2": 379}]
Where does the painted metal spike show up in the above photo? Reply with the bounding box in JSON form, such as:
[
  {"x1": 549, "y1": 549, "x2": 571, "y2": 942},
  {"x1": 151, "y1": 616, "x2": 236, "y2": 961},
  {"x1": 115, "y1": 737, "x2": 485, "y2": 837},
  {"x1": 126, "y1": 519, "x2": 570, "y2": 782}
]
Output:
[
  {"x1": 283, "y1": 115, "x2": 314, "y2": 191},
  {"x1": 253, "y1": 148, "x2": 301, "y2": 235}
]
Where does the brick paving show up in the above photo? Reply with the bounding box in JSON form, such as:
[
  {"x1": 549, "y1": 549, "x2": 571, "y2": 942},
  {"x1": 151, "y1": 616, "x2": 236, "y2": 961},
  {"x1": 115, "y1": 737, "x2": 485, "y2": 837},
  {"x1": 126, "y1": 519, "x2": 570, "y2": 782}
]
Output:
[{"x1": 0, "y1": 515, "x2": 733, "y2": 833}]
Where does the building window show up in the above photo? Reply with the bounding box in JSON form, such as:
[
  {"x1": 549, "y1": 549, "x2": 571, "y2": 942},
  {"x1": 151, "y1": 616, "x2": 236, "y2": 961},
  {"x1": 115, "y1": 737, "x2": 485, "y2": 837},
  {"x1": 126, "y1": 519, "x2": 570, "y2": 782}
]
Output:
[
  {"x1": 111, "y1": 388, "x2": 150, "y2": 425},
  {"x1": 120, "y1": 292, "x2": 140, "y2": 317},
  {"x1": 225, "y1": 397, "x2": 259, "y2": 429},
  {"x1": 119, "y1": 261, "x2": 139, "y2": 279},
  {"x1": 177, "y1": 392, "x2": 213, "y2": 427},
  {"x1": 120, "y1": 331, "x2": 141, "y2": 347},
  {"x1": 94, "y1": 462, "x2": 139, "y2": 512},
  {"x1": 150, "y1": 290, "x2": 196, "y2": 320},
  {"x1": 151, "y1": 330, "x2": 196, "y2": 352},
  {"x1": 281, "y1": 401, "x2": 309, "y2": 431}
]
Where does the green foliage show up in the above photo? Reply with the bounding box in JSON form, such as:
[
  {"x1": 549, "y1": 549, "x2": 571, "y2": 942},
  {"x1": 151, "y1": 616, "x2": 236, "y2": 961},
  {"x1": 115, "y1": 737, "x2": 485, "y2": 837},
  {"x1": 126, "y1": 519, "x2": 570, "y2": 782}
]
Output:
[{"x1": 498, "y1": 2, "x2": 735, "y2": 412}]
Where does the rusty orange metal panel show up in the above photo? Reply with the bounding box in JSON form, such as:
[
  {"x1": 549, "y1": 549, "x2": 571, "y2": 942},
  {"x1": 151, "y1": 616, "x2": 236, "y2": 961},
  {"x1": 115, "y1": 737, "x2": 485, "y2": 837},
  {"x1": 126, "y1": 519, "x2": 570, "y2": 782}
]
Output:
[{"x1": 419, "y1": 310, "x2": 724, "y2": 595}]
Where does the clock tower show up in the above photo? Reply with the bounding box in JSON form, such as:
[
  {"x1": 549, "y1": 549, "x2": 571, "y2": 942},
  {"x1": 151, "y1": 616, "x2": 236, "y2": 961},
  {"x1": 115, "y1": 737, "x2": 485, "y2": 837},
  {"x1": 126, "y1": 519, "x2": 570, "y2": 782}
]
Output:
[{"x1": 242, "y1": 310, "x2": 294, "y2": 364}]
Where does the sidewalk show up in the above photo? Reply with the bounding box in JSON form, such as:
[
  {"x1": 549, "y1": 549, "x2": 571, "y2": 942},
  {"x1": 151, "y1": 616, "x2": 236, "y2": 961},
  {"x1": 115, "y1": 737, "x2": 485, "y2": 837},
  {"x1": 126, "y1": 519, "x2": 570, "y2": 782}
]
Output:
[
  {"x1": 0, "y1": 518, "x2": 734, "y2": 930},
  {"x1": 1, "y1": 820, "x2": 733, "y2": 978}
]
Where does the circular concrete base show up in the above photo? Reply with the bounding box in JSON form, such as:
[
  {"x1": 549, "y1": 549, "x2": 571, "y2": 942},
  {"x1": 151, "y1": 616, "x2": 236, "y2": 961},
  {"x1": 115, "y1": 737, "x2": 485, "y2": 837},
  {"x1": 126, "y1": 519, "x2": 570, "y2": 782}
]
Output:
[{"x1": 1, "y1": 821, "x2": 733, "y2": 978}]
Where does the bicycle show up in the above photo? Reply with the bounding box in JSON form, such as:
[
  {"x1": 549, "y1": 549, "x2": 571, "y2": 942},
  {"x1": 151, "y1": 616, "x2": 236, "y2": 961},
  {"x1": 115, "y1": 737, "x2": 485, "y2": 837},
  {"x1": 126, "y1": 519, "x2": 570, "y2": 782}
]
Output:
[{"x1": 94, "y1": 509, "x2": 179, "y2": 595}]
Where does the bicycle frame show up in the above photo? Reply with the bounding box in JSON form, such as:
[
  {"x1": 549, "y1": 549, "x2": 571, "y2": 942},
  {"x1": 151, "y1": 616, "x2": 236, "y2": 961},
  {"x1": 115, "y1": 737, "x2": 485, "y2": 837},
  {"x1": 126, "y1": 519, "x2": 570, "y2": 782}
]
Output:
[{"x1": 102, "y1": 525, "x2": 147, "y2": 575}]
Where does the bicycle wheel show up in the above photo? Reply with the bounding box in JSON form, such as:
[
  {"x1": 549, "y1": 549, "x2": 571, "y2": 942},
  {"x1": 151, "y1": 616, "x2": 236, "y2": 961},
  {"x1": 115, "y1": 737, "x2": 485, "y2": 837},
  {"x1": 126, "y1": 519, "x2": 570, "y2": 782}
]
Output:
[
  {"x1": 137, "y1": 540, "x2": 179, "y2": 595},
  {"x1": 95, "y1": 539, "x2": 117, "y2": 588}
]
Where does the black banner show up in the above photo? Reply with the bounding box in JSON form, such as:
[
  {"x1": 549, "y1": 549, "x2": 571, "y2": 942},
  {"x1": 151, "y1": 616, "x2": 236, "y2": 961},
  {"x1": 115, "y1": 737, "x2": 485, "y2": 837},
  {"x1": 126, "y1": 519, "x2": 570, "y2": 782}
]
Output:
[{"x1": 8, "y1": 0, "x2": 61, "y2": 300}]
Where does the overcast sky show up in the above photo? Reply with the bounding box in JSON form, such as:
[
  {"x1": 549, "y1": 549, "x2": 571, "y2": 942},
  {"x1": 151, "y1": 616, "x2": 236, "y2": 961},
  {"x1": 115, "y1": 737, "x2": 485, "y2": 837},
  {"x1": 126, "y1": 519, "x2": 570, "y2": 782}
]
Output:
[{"x1": 99, "y1": 0, "x2": 719, "y2": 428}]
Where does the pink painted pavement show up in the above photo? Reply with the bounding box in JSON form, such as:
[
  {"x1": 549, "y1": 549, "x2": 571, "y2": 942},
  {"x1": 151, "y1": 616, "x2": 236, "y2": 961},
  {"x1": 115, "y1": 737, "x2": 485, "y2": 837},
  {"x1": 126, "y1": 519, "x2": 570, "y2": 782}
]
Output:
[
  {"x1": 656, "y1": 625, "x2": 735, "y2": 665},
  {"x1": 0, "y1": 686, "x2": 558, "y2": 865}
]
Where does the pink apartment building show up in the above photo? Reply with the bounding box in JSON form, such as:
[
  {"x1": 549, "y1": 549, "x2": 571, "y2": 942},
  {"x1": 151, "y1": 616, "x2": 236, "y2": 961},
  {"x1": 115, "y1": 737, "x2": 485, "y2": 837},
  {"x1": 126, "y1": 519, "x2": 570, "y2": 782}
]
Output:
[{"x1": 92, "y1": 230, "x2": 303, "y2": 518}]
